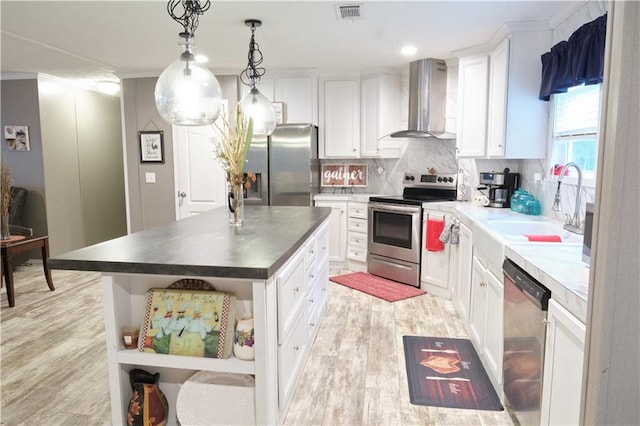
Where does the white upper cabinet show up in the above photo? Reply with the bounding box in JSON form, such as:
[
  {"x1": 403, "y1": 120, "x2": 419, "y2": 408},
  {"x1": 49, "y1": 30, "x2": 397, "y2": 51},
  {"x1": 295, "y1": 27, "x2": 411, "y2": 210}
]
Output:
[
  {"x1": 240, "y1": 72, "x2": 318, "y2": 125},
  {"x1": 488, "y1": 30, "x2": 551, "y2": 158},
  {"x1": 486, "y1": 38, "x2": 510, "y2": 156},
  {"x1": 360, "y1": 72, "x2": 403, "y2": 158},
  {"x1": 456, "y1": 55, "x2": 489, "y2": 157},
  {"x1": 456, "y1": 24, "x2": 551, "y2": 159},
  {"x1": 320, "y1": 78, "x2": 360, "y2": 158},
  {"x1": 320, "y1": 71, "x2": 404, "y2": 159}
]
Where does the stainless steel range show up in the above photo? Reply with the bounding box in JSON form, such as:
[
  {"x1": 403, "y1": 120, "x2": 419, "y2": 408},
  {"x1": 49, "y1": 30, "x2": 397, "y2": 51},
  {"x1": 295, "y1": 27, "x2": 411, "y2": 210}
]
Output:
[{"x1": 367, "y1": 172, "x2": 457, "y2": 287}]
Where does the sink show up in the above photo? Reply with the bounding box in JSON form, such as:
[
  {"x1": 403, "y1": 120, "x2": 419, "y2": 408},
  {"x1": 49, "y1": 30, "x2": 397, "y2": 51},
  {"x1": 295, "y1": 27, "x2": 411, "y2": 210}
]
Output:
[
  {"x1": 484, "y1": 220, "x2": 583, "y2": 244},
  {"x1": 472, "y1": 217, "x2": 583, "y2": 279}
]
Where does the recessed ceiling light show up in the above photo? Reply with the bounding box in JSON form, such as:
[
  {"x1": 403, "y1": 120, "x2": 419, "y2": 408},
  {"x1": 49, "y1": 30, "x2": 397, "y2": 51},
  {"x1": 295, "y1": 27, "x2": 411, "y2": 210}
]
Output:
[
  {"x1": 195, "y1": 54, "x2": 209, "y2": 64},
  {"x1": 401, "y1": 45, "x2": 418, "y2": 56}
]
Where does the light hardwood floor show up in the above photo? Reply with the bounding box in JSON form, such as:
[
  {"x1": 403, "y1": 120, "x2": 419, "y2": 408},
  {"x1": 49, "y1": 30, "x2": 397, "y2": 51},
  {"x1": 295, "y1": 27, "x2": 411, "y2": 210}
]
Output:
[{"x1": 1, "y1": 264, "x2": 512, "y2": 425}]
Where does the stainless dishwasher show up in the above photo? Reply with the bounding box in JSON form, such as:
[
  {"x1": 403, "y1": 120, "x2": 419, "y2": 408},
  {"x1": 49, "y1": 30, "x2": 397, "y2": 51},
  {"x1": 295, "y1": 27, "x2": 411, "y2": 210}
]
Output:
[{"x1": 502, "y1": 258, "x2": 551, "y2": 426}]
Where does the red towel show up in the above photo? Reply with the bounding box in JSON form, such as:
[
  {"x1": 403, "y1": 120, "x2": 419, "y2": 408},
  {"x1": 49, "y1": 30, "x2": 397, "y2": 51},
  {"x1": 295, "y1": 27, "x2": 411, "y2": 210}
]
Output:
[
  {"x1": 524, "y1": 234, "x2": 562, "y2": 242},
  {"x1": 426, "y1": 218, "x2": 445, "y2": 251}
]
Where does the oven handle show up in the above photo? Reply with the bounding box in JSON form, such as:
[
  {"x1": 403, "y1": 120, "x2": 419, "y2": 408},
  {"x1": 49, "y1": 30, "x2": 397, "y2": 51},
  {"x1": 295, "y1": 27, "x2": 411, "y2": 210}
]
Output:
[
  {"x1": 368, "y1": 202, "x2": 422, "y2": 214},
  {"x1": 370, "y1": 256, "x2": 413, "y2": 270}
]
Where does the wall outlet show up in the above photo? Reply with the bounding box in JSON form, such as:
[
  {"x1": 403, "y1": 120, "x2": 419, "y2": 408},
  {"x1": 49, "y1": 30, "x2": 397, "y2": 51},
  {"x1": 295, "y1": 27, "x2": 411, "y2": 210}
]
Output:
[
  {"x1": 474, "y1": 195, "x2": 489, "y2": 206},
  {"x1": 145, "y1": 172, "x2": 156, "y2": 184}
]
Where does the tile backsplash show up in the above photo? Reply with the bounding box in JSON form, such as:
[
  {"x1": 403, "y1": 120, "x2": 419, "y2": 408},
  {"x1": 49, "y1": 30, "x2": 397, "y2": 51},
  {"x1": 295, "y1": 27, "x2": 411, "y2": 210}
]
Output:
[{"x1": 319, "y1": 140, "x2": 595, "y2": 224}]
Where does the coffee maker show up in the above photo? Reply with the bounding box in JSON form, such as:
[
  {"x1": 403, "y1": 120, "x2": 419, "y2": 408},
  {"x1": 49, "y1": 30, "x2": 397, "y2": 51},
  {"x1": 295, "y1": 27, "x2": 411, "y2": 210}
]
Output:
[{"x1": 478, "y1": 168, "x2": 520, "y2": 208}]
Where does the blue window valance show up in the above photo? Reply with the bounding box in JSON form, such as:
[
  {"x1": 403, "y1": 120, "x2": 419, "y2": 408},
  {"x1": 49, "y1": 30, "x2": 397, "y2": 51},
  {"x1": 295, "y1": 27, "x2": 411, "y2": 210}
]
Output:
[{"x1": 539, "y1": 13, "x2": 607, "y2": 101}]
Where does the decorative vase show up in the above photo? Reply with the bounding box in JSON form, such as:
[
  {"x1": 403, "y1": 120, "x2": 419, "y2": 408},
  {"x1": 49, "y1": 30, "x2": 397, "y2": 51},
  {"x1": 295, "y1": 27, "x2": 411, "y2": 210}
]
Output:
[
  {"x1": 227, "y1": 174, "x2": 244, "y2": 226},
  {"x1": 233, "y1": 315, "x2": 255, "y2": 360},
  {"x1": 127, "y1": 368, "x2": 169, "y2": 426},
  {"x1": 1, "y1": 213, "x2": 10, "y2": 240}
]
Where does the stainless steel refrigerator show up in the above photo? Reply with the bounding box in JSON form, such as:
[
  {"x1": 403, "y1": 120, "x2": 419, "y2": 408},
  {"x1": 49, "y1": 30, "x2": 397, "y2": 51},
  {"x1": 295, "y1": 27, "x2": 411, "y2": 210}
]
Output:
[{"x1": 244, "y1": 123, "x2": 319, "y2": 206}]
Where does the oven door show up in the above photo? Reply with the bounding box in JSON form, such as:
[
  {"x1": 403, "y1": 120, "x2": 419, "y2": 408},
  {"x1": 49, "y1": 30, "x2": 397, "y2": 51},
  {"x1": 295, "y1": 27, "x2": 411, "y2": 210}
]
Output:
[{"x1": 368, "y1": 202, "x2": 422, "y2": 264}]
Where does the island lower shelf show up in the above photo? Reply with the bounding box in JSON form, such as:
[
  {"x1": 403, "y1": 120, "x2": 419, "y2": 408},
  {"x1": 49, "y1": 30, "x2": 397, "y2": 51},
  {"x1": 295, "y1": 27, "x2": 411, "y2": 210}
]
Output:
[{"x1": 116, "y1": 350, "x2": 256, "y2": 375}]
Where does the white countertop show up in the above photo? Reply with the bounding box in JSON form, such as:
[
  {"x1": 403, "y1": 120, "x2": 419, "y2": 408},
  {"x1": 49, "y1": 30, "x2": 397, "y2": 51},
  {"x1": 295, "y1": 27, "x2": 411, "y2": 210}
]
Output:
[
  {"x1": 447, "y1": 203, "x2": 588, "y2": 323},
  {"x1": 504, "y1": 244, "x2": 589, "y2": 323},
  {"x1": 314, "y1": 193, "x2": 380, "y2": 202},
  {"x1": 314, "y1": 195, "x2": 589, "y2": 323}
]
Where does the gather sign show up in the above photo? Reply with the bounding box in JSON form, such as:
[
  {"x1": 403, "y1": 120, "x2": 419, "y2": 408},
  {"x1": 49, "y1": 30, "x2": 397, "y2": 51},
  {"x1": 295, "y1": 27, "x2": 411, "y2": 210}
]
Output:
[{"x1": 321, "y1": 164, "x2": 368, "y2": 187}]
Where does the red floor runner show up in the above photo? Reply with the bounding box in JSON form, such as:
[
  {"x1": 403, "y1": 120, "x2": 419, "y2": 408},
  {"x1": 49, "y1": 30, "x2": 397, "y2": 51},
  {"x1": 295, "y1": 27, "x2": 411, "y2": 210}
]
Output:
[{"x1": 329, "y1": 272, "x2": 426, "y2": 302}]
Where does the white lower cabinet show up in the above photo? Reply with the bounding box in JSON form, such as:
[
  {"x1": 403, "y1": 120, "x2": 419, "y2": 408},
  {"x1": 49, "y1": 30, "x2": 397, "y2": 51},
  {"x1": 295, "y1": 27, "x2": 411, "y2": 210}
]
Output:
[
  {"x1": 314, "y1": 201, "x2": 347, "y2": 264},
  {"x1": 346, "y1": 201, "x2": 368, "y2": 271},
  {"x1": 468, "y1": 253, "x2": 503, "y2": 393},
  {"x1": 452, "y1": 222, "x2": 473, "y2": 321},
  {"x1": 540, "y1": 298, "x2": 586, "y2": 426},
  {"x1": 276, "y1": 254, "x2": 308, "y2": 343},
  {"x1": 277, "y1": 308, "x2": 309, "y2": 409},
  {"x1": 420, "y1": 210, "x2": 452, "y2": 299}
]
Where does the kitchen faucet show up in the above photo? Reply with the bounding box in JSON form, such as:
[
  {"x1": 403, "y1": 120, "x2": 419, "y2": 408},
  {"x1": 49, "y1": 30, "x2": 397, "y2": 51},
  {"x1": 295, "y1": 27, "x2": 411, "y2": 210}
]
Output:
[{"x1": 552, "y1": 162, "x2": 584, "y2": 234}]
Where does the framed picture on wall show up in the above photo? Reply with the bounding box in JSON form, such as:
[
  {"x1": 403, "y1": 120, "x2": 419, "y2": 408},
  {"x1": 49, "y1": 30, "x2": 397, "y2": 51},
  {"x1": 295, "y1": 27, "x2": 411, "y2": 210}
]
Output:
[
  {"x1": 139, "y1": 131, "x2": 164, "y2": 163},
  {"x1": 4, "y1": 125, "x2": 30, "y2": 151}
]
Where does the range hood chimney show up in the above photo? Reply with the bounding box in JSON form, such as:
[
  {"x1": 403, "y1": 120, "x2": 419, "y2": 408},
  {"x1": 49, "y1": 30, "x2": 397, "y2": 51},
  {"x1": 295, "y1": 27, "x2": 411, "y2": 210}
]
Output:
[{"x1": 390, "y1": 58, "x2": 454, "y2": 139}]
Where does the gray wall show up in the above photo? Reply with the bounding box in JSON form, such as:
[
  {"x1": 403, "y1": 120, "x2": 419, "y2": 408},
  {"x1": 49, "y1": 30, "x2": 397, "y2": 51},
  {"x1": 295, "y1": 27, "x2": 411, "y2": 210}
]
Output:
[
  {"x1": 75, "y1": 88, "x2": 127, "y2": 246},
  {"x1": 0, "y1": 78, "x2": 48, "y2": 236},
  {"x1": 121, "y1": 77, "x2": 175, "y2": 233},
  {"x1": 1, "y1": 76, "x2": 127, "y2": 257},
  {"x1": 38, "y1": 75, "x2": 127, "y2": 256},
  {"x1": 121, "y1": 75, "x2": 239, "y2": 232}
]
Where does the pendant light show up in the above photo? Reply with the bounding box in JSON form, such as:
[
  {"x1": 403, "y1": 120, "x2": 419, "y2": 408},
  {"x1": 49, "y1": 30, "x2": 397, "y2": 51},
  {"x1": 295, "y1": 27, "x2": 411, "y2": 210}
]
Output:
[
  {"x1": 239, "y1": 19, "x2": 276, "y2": 136},
  {"x1": 155, "y1": 0, "x2": 222, "y2": 126}
]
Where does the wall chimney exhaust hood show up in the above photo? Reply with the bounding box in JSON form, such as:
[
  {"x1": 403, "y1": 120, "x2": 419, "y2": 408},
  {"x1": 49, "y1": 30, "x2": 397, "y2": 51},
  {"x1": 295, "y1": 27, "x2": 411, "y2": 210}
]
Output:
[{"x1": 390, "y1": 58, "x2": 455, "y2": 139}]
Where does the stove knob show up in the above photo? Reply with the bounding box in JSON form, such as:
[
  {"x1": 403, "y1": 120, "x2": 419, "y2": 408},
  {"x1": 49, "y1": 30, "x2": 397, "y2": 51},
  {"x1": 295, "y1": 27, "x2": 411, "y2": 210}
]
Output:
[
  {"x1": 448, "y1": 177, "x2": 454, "y2": 182},
  {"x1": 437, "y1": 177, "x2": 443, "y2": 182}
]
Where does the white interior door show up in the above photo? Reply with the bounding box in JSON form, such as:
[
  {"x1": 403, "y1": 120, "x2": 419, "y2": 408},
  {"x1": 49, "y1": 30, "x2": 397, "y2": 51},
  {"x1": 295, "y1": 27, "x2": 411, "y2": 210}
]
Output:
[{"x1": 174, "y1": 124, "x2": 227, "y2": 219}]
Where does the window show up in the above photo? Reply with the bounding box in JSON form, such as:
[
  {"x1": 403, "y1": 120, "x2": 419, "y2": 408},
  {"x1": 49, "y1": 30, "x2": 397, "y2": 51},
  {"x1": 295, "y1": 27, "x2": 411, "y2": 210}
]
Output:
[{"x1": 549, "y1": 84, "x2": 602, "y2": 184}]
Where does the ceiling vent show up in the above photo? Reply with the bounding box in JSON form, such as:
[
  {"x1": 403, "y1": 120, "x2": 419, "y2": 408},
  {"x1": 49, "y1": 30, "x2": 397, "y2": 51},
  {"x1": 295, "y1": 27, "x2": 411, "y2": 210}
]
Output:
[{"x1": 335, "y1": 4, "x2": 363, "y2": 20}]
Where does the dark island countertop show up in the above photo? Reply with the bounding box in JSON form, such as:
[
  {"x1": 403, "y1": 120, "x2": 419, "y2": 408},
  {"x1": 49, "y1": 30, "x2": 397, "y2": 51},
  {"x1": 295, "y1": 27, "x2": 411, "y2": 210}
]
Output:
[{"x1": 49, "y1": 206, "x2": 331, "y2": 279}]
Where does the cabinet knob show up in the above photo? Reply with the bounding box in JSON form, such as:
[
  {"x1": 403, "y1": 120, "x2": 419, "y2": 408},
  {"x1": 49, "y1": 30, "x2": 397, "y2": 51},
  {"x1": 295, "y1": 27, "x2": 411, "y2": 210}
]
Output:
[
  {"x1": 294, "y1": 287, "x2": 300, "y2": 292},
  {"x1": 294, "y1": 345, "x2": 300, "y2": 351},
  {"x1": 352, "y1": 148, "x2": 357, "y2": 152},
  {"x1": 310, "y1": 322, "x2": 315, "y2": 327}
]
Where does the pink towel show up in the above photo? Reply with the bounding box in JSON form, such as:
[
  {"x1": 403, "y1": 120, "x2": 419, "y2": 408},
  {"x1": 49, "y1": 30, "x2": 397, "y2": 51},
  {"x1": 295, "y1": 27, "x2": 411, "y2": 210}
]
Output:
[
  {"x1": 426, "y1": 219, "x2": 445, "y2": 251},
  {"x1": 525, "y1": 234, "x2": 562, "y2": 242}
]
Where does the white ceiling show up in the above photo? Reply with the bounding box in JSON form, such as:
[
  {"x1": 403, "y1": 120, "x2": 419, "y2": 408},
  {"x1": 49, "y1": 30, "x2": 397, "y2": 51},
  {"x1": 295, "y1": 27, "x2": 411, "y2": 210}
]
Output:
[{"x1": 1, "y1": 1, "x2": 582, "y2": 85}]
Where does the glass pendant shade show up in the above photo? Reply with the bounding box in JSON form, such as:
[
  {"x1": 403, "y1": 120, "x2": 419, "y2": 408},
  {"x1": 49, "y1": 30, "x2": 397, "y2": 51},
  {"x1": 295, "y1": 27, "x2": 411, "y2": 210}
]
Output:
[
  {"x1": 155, "y1": 36, "x2": 222, "y2": 126},
  {"x1": 239, "y1": 87, "x2": 277, "y2": 136}
]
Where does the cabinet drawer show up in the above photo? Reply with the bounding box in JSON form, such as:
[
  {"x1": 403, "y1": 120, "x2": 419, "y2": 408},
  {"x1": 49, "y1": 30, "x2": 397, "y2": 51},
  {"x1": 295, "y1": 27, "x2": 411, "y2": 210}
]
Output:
[
  {"x1": 278, "y1": 309, "x2": 308, "y2": 409},
  {"x1": 347, "y1": 246, "x2": 367, "y2": 262},
  {"x1": 304, "y1": 239, "x2": 317, "y2": 272},
  {"x1": 348, "y1": 202, "x2": 368, "y2": 219},
  {"x1": 348, "y1": 233, "x2": 367, "y2": 249},
  {"x1": 316, "y1": 224, "x2": 329, "y2": 261},
  {"x1": 277, "y1": 253, "x2": 307, "y2": 344},
  {"x1": 348, "y1": 217, "x2": 367, "y2": 233}
]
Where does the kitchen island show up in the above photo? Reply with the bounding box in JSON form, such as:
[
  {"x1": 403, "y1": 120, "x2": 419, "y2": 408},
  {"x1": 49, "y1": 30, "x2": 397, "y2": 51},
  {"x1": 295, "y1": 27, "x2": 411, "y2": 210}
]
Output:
[{"x1": 49, "y1": 206, "x2": 331, "y2": 425}]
